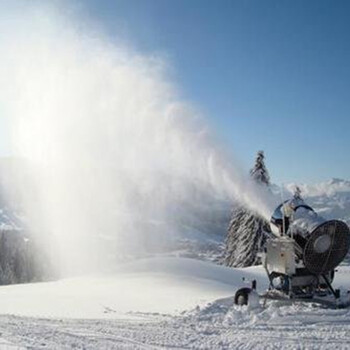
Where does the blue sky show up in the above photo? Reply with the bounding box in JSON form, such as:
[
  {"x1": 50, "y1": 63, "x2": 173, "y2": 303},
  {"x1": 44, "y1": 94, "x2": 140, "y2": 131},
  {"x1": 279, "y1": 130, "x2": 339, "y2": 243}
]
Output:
[
  {"x1": 79, "y1": 0, "x2": 350, "y2": 184},
  {"x1": 3, "y1": 0, "x2": 350, "y2": 184}
]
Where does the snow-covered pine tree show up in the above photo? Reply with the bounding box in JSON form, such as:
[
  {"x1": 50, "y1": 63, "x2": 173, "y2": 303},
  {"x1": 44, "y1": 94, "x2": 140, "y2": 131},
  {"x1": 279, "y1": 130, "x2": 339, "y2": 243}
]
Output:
[
  {"x1": 293, "y1": 186, "x2": 302, "y2": 202},
  {"x1": 250, "y1": 150, "x2": 270, "y2": 185},
  {"x1": 224, "y1": 151, "x2": 271, "y2": 267}
]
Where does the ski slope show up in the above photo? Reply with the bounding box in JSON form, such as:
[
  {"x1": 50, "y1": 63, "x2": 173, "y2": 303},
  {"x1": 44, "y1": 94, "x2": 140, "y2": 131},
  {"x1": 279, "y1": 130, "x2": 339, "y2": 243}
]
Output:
[
  {"x1": 0, "y1": 257, "x2": 350, "y2": 349},
  {"x1": 0, "y1": 257, "x2": 266, "y2": 319}
]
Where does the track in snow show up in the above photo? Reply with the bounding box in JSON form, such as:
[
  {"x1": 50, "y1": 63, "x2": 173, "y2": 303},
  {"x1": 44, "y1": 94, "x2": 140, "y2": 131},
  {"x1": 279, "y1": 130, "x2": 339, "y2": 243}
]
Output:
[{"x1": 1, "y1": 298, "x2": 350, "y2": 349}]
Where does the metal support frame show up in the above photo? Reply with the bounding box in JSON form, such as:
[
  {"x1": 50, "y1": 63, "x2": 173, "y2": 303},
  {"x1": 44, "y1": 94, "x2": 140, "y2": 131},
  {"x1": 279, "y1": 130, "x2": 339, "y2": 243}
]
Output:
[{"x1": 322, "y1": 274, "x2": 340, "y2": 299}]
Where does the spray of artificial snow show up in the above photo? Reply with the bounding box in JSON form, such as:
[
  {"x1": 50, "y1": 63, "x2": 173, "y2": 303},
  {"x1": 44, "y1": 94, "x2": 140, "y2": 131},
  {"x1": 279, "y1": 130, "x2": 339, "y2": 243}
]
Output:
[{"x1": 0, "y1": 2, "x2": 276, "y2": 275}]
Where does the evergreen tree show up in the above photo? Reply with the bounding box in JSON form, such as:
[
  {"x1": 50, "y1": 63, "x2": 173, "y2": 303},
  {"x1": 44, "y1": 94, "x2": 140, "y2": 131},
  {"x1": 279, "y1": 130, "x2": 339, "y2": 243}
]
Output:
[
  {"x1": 224, "y1": 151, "x2": 271, "y2": 267},
  {"x1": 250, "y1": 150, "x2": 270, "y2": 185},
  {"x1": 0, "y1": 229, "x2": 51, "y2": 285},
  {"x1": 293, "y1": 186, "x2": 302, "y2": 202}
]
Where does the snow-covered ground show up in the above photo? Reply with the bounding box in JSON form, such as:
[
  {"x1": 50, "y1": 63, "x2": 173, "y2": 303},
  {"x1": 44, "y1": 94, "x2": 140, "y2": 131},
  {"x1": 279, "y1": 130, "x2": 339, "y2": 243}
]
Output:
[
  {"x1": 0, "y1": 257, "x2": 263, "y2": 319},
  {"x1": 0, "y1": 257, "x2": 349, "y2": 349}
]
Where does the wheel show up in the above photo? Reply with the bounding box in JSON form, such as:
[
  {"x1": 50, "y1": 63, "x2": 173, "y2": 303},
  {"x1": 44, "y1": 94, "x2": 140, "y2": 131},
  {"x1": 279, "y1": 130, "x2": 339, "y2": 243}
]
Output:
[{"x1": 234, "y1": 287, "x2": 252, "y2": 306}]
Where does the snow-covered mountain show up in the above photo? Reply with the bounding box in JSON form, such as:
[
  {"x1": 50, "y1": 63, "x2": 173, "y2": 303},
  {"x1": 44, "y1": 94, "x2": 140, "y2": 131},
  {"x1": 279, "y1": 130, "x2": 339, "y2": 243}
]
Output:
[
  {"x1": 283, "y1": 178, "x2": 350, "y2": 225},
  {"x1": 0, "y1": 208, "x2": 22, "y2": 231}
]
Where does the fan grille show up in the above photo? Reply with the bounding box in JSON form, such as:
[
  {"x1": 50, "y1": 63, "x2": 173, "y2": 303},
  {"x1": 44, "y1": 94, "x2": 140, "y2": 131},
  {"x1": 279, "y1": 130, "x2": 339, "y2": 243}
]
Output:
[{"x1": 303, "y1": 220, "x2": 350, "y2": 275}]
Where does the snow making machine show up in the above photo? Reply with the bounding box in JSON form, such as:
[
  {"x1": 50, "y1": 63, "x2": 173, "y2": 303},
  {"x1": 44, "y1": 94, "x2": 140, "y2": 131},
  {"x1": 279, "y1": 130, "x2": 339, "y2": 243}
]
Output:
[{"x1": 234, "y1": 199, "x2": 350, "y2": 308}]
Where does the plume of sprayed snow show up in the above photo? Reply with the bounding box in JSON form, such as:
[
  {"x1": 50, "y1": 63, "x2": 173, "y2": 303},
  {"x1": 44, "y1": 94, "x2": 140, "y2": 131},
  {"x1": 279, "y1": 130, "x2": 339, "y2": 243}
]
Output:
[{"x1": 0, "y1": 2, "x2": 277, "y2": 275}]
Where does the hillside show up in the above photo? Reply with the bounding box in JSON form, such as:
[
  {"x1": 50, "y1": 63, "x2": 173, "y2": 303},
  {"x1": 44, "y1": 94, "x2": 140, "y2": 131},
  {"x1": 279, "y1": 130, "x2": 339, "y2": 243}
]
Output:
[{"x1": 284, "y1": 178, "x2": 350, "y2": 225}]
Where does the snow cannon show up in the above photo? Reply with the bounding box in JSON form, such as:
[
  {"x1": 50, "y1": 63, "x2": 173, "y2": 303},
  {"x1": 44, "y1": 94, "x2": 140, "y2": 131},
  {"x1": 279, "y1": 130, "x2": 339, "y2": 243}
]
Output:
[
  {"x1": 235, "y1": 197, "x2": 350, "y2": 308},
  {"x1": 270, "y1": 201, "x2": 350, "y2": 276}
]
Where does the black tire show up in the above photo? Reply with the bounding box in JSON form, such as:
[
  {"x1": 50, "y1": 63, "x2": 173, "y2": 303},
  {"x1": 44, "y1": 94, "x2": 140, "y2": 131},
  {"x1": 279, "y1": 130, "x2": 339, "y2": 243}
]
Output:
[{"x1": 234, "y1": 287, "x2": 252, "y2": 306}]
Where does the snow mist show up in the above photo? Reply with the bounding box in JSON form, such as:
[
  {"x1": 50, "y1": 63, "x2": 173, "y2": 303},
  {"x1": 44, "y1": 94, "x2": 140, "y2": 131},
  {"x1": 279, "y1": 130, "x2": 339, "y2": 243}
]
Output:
[{"x1": 0, "y1": 3, "x2": 276, "y2": 275}]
